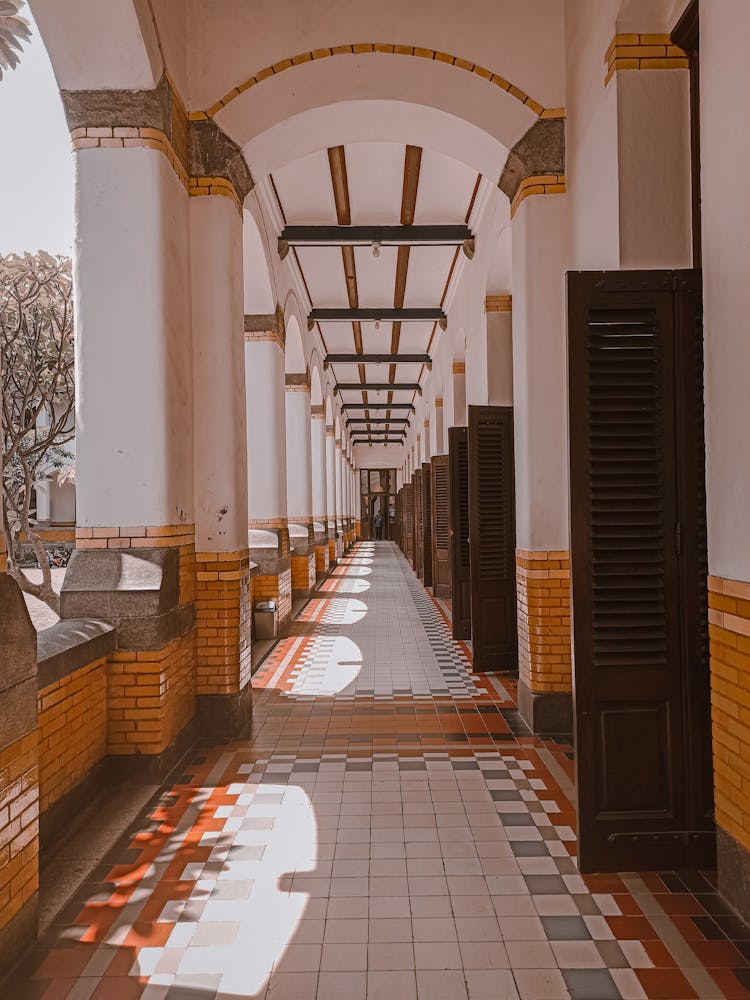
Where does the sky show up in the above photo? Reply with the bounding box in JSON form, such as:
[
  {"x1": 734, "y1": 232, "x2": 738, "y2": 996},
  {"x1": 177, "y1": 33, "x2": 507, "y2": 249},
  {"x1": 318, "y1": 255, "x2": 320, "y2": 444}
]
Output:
[{"x1": 0, "y1": 8, "x2": 74, "y2": 255}]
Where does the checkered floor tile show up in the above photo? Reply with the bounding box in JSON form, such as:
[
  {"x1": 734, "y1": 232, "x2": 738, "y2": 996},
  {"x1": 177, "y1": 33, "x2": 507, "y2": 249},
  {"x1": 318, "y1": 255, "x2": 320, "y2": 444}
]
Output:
[{"x1": 7, "y1": 542, "x2": 750, "y2": 1000}]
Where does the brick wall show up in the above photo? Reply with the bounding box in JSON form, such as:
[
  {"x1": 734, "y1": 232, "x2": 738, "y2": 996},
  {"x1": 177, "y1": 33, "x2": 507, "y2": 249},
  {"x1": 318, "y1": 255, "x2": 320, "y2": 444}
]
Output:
[
  {"x1": 291, "y1": 553, "x2": 316, "y2": 593},
  {"x1": 315, "y1": 543, "x2": 330, "y2": 575},
  {"x1": 0, "y1": 732, "x2": 39, "y2": 936},
  {"x1": 108, "y1": 632, "x2": 196, "y2": 757},
  {"x1": 254, "y1": 567, "x2": 292, "y2": 623},
  {"x1": 516, "y1": 550, "x2": 572, "y2": 694},
  {"x1": 38, "y1": 659, "x2": 106, "y2": 816},
  {"x1": 195, "y1": 550, "x2": 252, "y2": 696},
  {"x1": 709, "y1": 575, "x2": 750, "y2": 854}
]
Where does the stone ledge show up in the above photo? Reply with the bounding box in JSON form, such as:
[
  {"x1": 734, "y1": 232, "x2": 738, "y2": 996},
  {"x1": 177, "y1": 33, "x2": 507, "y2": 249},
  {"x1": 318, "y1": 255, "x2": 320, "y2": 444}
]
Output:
[
  {"x1": 517, "y1": 679, "x2": 572, "y2": 737},
  {"x1": 37, "y1": 619, "x2": 116, "y2": 691}
]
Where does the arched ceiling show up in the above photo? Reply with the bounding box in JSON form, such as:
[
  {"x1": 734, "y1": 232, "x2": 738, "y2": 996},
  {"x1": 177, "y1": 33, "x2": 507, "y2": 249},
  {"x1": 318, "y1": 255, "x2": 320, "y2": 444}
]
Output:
[{"x1": 266, "y1": 140, "x2": 491, "y2": 451}]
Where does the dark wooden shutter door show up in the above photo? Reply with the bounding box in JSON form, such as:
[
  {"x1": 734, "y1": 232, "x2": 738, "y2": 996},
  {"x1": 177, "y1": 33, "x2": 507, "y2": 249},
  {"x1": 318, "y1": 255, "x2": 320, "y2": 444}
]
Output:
[
  {"x1": 448, "y1": 426, "x2": 472, "y2": 640},
  {"x1": 414, "y1": 469, "x2": 424, "y2": 579},
  {"x1": 404, "y1": 483, "x2": 415, "y2": 566},
  {"x1": 467, "y1": 406, "x2": 517, "y2": 671},
  {"x1": 431, "y1": 455, "x2": 451, "y2": 598},
  {"x1": 421, "y1": 462, "x2": 433, "y2": 588},
  {"x1": 568, "y1": 269, "x2": 713, "y2": 873}
]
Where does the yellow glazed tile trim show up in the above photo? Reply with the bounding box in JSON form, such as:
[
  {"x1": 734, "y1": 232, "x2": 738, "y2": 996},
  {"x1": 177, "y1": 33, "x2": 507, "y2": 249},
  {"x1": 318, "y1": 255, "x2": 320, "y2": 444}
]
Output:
[
  {"x1": 187, "y1": 44, "x2": 565, "y2": 122},
  {"x1": 71, "y1": 128, "x2": 243, "y2": 214},
  {"x1": 605, "y1": 34, "x2": 688, "y2": 86},
  {"x1": 510, "y1": 174, "x2": 566, "y2": 218},
  {"x1": 485, "y1": 294, "x2": 512, "y2": 313}
]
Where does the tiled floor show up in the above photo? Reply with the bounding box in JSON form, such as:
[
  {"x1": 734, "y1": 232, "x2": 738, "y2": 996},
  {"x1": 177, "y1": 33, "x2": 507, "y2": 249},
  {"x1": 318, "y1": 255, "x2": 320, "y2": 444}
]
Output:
[{"x1": 8, "y1": 542, "x2": 750, "y2": 999}]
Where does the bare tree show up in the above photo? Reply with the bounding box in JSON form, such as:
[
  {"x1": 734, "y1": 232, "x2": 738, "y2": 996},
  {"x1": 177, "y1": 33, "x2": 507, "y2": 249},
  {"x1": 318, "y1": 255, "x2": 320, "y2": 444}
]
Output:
[
  {"x1": 1, "y1": 252, "x2": 75, "y2": 613},
  {"x1": 0, "y1": 1, "x2": 31, "y2": 81}
]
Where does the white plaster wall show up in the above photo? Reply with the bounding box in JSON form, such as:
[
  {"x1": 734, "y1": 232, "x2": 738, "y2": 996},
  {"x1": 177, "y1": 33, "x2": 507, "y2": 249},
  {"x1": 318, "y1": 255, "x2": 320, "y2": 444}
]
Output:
[
  {"x1": 511, "y1": 194, "x2": 569, "y2": 551},
  {"x1": 311, "y1": 419, "x2": 327, "y2": 520},
  {"x1": 191, "y1": 195, "x2": 248, "y2": 552},
  {"x1": 487, "y1": 311, "x2": 514, "y2": 407},
  {"x1": 616, "y1": 71, "x2": 692, "y2": 269},
  {"x1": 285, "y1": 390, "x2": 313, "y2": 520},
  {"x1": 352, "y1": 444, "x2": 406, "y2": 469},
  {"x1": 701, "y1": 0, "x2": 750, "y2": 581},
  {"x1": 245, "y1": 340, "x2": 287, "y2": 520},
  {"x1": 325, "y1": 433, "x2": 337, "y2": 524},
  {"x1": 74, "y1": 148, "x2": 194, "y2": 527},
  {"x1": 564, "y1": 0, "x2": 692, "y2": 271},
  {"x1": 564, "y1": 0, "x2": 621, "y2": 270},
  {"x1": 335, "y1": 443, "x2": 343, "y2": 525},
  {"x1": 31, "y1": 0, "x2": 162, "y2": 90}
]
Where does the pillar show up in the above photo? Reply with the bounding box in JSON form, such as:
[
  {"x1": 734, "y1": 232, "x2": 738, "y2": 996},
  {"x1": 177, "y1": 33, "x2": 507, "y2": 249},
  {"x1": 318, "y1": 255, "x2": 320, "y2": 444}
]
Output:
[
  {"x1": 286, "y1": 374, "x2": 316, "y2": 596},
  {"x1": 61, "y1": 136, "x2": 198, "y2": 775},
  {"x1": 701, "y1": 0, "x2": 750, "y2": 924},
  {"x1": 511, "y1": 190, "x2": 572, "y2": 736},
  {"x1": 245, "y1": 315, "x2": 292, "y2": 624},
  {"x1": 423, "y1": 420, "x2": 431, "y2": 462},
  {"x1": 311, "y1": 405, "x2": 329, "y2": 576},
  {"x1": 34, "y1": 479, "x2": 51, "y2": 524},
  {"x1": 325, "y1": 424, "x2": 337, "y2": 564},
  {"x1": 486, "y1": 296, "x2": 514, "y2": 406},
  {"x1": 434, "y1": 397, "x2": 445, "y2": 456},
  {"x1": 191, "y1": 192, "x2": 252, "y2": 736},
  {"x1": 334, "y1": 436, "x2": 344, "y2": 559},
  {"x1": 452, "y1": 360, "x2": 467, "y2": 427}
]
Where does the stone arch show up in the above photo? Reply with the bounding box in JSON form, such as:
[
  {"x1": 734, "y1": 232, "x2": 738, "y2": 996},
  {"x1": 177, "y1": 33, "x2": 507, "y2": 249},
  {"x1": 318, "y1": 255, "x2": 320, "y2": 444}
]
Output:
[{"x1": 194, "y1": 43, "x2": 561, "y2": 123}]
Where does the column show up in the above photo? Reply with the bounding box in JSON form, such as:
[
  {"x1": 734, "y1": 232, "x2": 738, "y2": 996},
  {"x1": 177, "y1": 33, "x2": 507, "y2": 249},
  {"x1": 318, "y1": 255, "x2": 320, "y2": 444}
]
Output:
[
  {"x1": 191, "y1": 192, "x2": 252, "y2": 736},
  {"x1": 311, "y1": 405, "x2": 329, "y2": 575},
  {"x1": 61, "y1": 137, "x2": 198, "y2": 770},
  {"x1": 702, "y1": 0, "x2": 750, "y2": 922},
  {"x1": 434, "y1": 397, "x2": 445, "y2": 455},
  {"x1": 511, "y1": 189, "x2": 571, "y2": 736},
  {"x1": 486, "y1": 296, "x2": 514, "y2": 406},
  {"x1": 423, "y1": 420, "x2": 431, "y2": 463},
  {"x1": 335, "y1": 436, "x2": 344, "y2": 558},
  {"x1": 245, "y1": 318, "x2": 292, "y2": 624},
  {"x1": 452, "y1": 360, "x2": 467, "y2": 427},
  {"x1": 286, "y1": 375, "x2": 316, "y2": 597},
  {"x1": 325, "y1": 424, "x2": 338, "y2": 564}
]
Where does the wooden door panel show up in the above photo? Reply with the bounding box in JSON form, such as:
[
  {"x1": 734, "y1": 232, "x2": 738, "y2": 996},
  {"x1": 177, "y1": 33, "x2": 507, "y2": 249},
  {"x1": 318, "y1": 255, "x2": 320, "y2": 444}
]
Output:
[
  {"x1": 468, "y1": 406, "x2": 517, "y2": 672},
  {"x1": 404, "y1": 483, "x2": 415, "y2": 566},
  {"x1": 431, "y1": 455, "x2": 451, "y2": 598},
  {"x1": 421, "y1": 463, "x2": 433, "y2": 587},
  {"x1": 448, "y1": 427, "x2": 471, "y2": 640},
  {"x1": 414, "y1": 469, "x2": 424, "y2": 579},
  {"x1": 568, "y1": 269, "x2": 713, "y2": 873}
]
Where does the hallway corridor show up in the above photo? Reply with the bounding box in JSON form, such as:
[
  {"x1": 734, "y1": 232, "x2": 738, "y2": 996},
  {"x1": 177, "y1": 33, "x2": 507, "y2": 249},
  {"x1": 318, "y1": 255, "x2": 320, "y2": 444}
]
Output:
[{"x1": 9, "y1": 544, "x2": 750, "y2": 1000}]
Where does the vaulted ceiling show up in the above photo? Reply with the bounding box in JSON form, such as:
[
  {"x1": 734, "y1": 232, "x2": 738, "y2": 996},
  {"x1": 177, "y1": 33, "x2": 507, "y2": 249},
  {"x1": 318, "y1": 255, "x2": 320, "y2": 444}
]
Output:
[{"x1": 270, "y1": 142, "x2": 481, "y2": 447}]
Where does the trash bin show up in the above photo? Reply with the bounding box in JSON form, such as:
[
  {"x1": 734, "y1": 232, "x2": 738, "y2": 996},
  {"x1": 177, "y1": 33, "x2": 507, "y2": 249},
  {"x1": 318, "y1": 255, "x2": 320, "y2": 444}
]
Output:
[{"x1": 254, "y1": 600, "x2": 278, "y2": 639}]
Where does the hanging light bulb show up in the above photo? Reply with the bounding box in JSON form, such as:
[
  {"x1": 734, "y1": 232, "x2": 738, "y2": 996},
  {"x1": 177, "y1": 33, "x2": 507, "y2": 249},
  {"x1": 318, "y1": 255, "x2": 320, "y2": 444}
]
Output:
[
  {"x1": 372, "y1": 241, "x2": 381, "y2": 259},
  {"x1": 374, "y1": 319, "x2": 381, "y2": 331}
]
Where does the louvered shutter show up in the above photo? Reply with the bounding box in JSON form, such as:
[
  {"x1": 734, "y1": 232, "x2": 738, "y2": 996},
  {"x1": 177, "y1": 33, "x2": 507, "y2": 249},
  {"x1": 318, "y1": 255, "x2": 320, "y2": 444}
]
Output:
[
  {"x1": 421, "y1": 462, "x2": 433, "y2": 588},
  {"x1": 431, "y1": 455, "x2": 451, "y2": 598},
  {"x1": 404, "y1": 483, "x2": 415, "y2": 566},
  {"x1": 468, "y1": 406, "x2": 517, "y2": 671},
  {"x1": 448, "y1": 427, "x2": 472, "y2": 640},
  {"x1": 414, "y1": 469, "x2": 424, "y2": 578},
  {"x1": 568, "y1": 270, "x2": 713, "y2": 872}
]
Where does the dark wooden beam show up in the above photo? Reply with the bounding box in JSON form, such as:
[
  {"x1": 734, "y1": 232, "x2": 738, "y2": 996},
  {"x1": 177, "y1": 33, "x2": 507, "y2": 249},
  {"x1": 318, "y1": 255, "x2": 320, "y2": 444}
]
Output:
[
  {"x1": 336, "y1": 383, "x2": 421, "y2": 394},
  {"x1": 346, "y1": 418, "x2": 410, "y2": 425},
  {"x1": 279, "y1": 224, "x2": 472, "y2": 253},
  {"x1": 342, "y1": 402, "x2": 414, "y2": 411},
  {"x1": 310, "y1": 308, "x2": 445, "y2": 327},
  {"x1": 325, "y1": 354, "x2": 431, "y2": 367}
]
